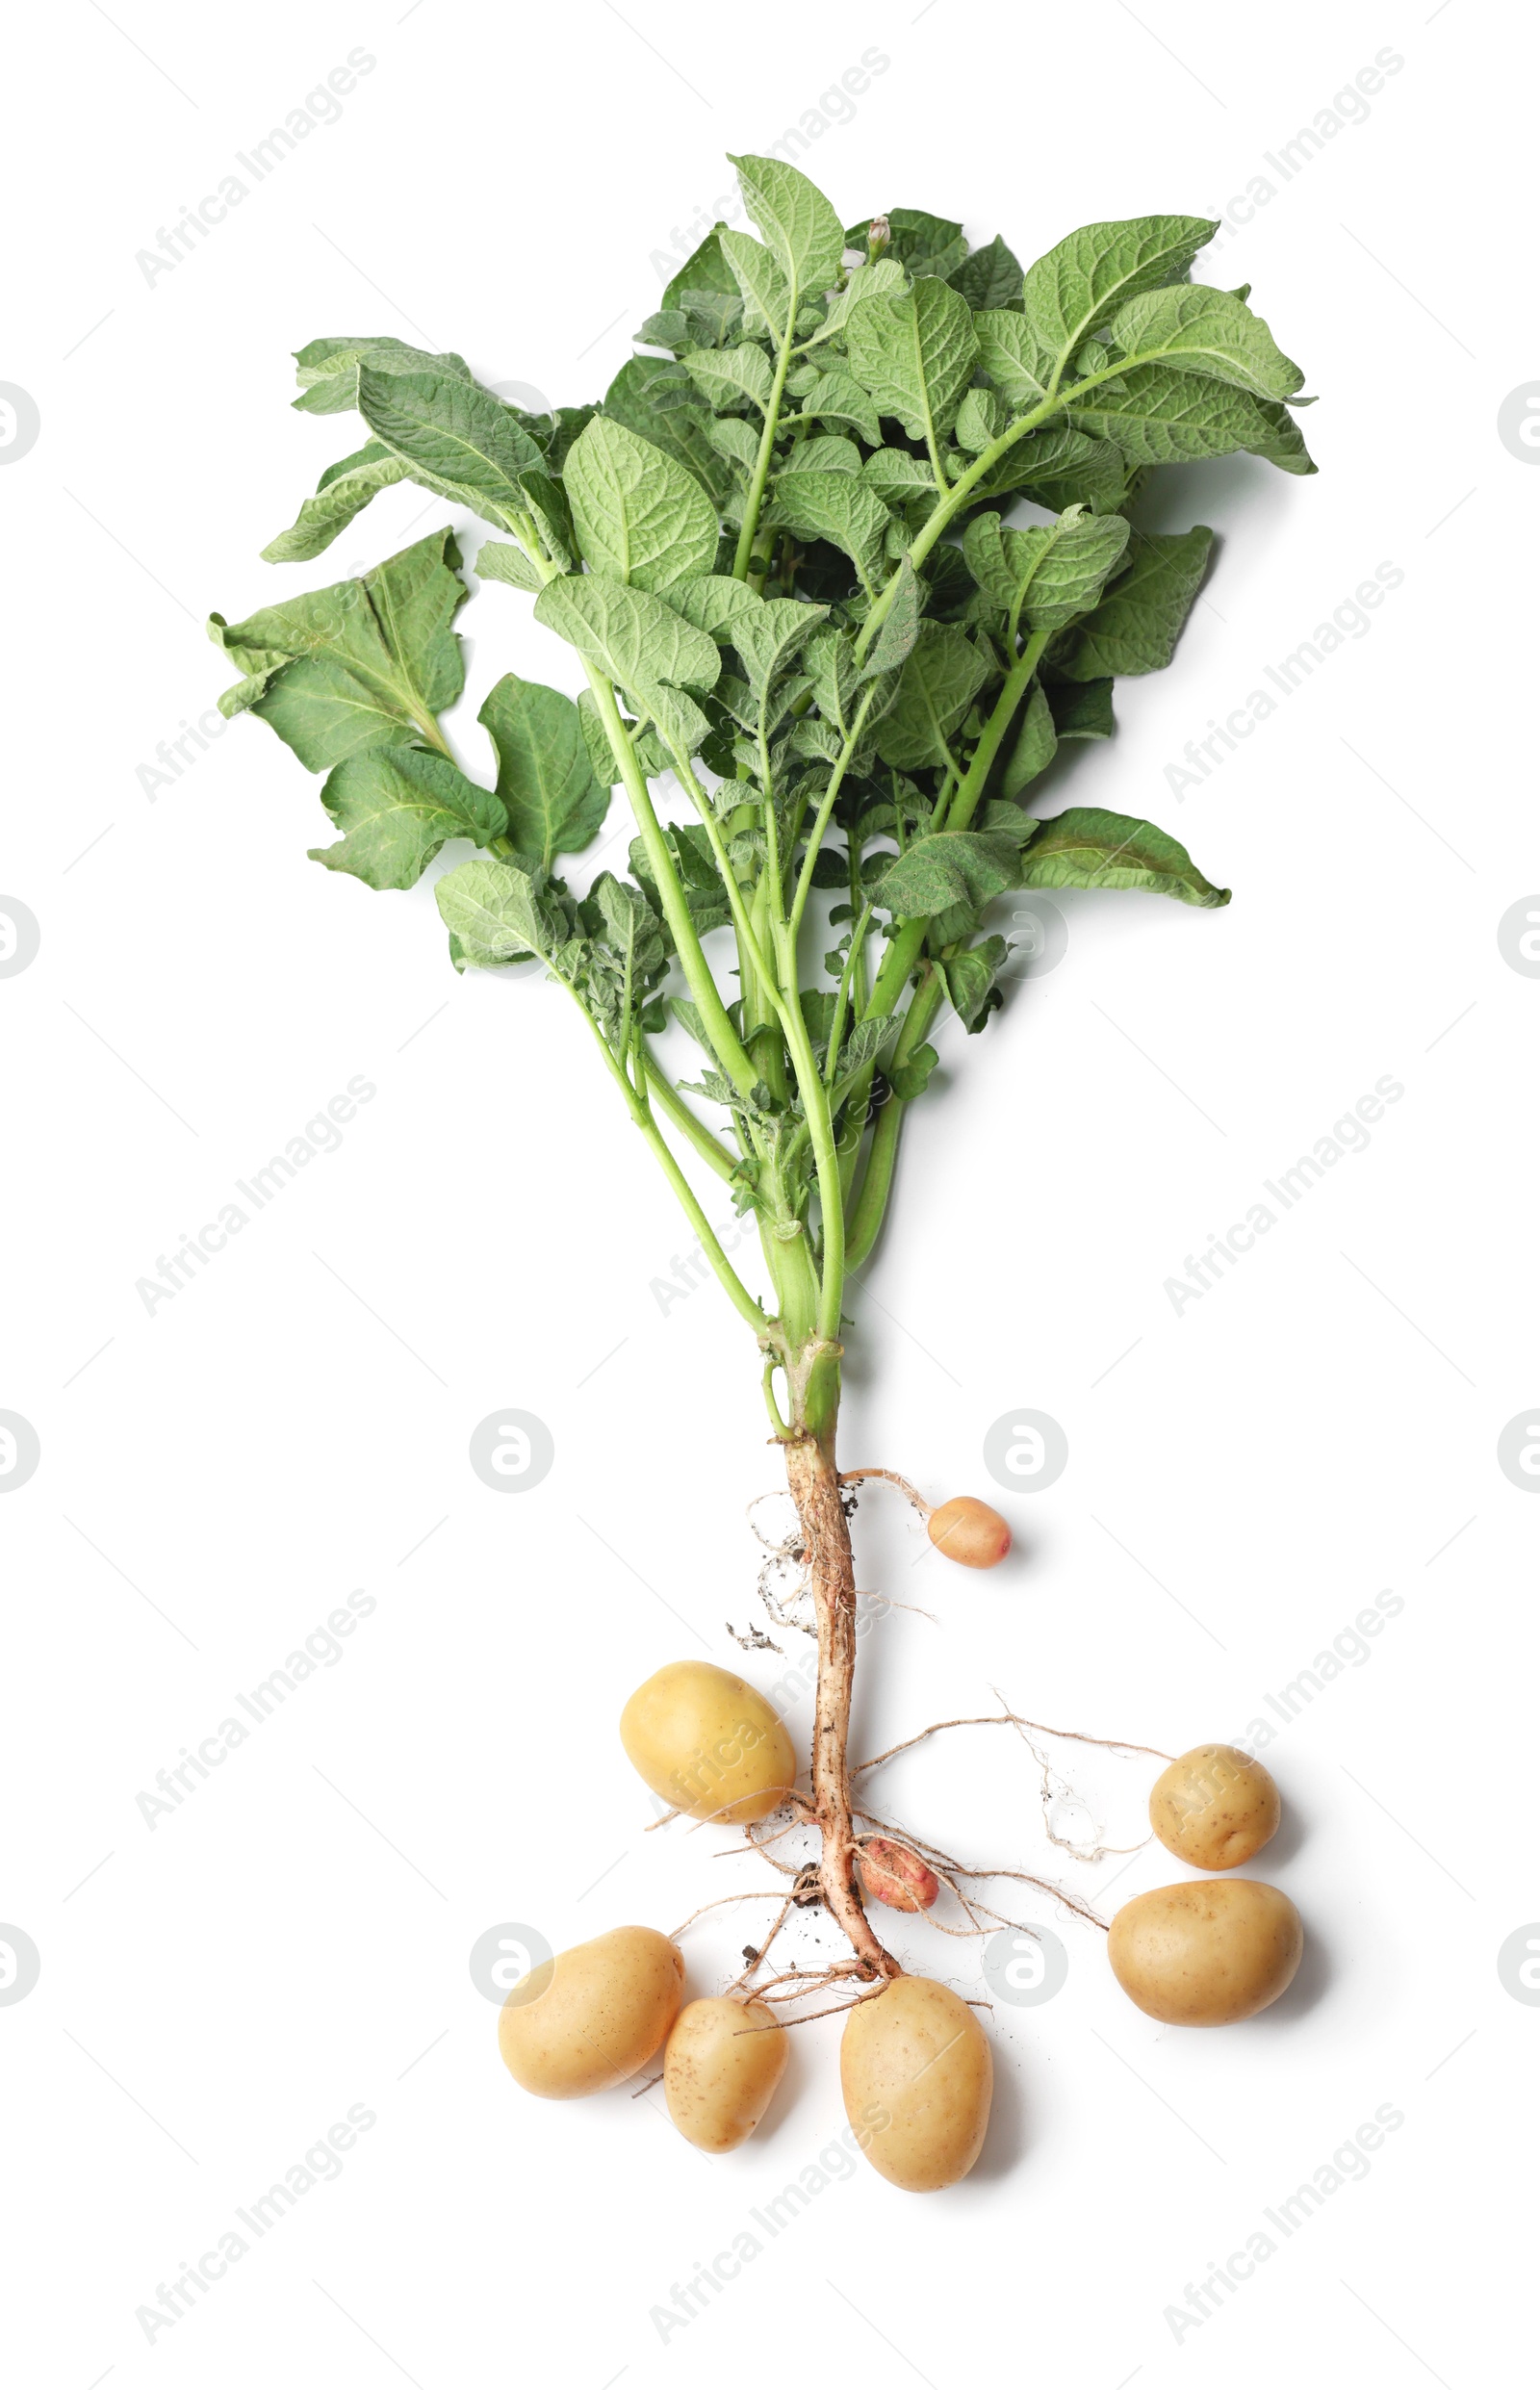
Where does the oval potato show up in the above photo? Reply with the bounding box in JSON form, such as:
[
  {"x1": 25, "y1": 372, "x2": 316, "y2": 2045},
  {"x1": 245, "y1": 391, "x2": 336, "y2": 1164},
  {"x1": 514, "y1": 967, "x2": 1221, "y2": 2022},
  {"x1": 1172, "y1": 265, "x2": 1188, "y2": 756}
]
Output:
[
  {"x1": 664, "y1": 1996, "x2": 787, "y2": 2152},
  {"x1": 1150, "y1": 1744, "x2": 1280, "y2": 1871},
  {"x1": 499, "y1": 1926, "x2": 683, "y2": 2097},
  {"x1": 927, "y1": 1496, "x2": 1011, "y2": 1569},
  {"x1": 1108, "y1": 1881, "x2": 1302, "y2": 2026},
  {"x1": 858, "y1": 1837, "x2": 939, "y2": 1912},
  {"x1": 620, "y1": 1660, "x2": 796, "y2": 1824},
  {"x1": 841, "y1": 1975, "x2": 992, "y2": 2191}
]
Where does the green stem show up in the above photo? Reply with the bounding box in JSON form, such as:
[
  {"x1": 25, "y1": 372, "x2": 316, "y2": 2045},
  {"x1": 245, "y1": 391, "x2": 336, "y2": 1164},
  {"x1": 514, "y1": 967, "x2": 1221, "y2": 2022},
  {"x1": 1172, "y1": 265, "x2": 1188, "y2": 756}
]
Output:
[
  {"x1": 844, "y1": 966, "x2": 945, "y2": 1271},
  {"x1": 732, "y1": 296, "x2": 799, "y2": 579},
  {"x1": 941, "y1": 627, "x2": 1051, "y2": 834},
  {"x1": 786, "y1": 685, "x2": 878, "y2": 943},
  {"x1": 566, "y1": 991, "x2": 769, "y2": 1334},
  {"x1": 638, "y1": 1052, "x2": 746, "y2": 1188},
  {"x1": 585, "y1": 669, "x2": 759, "y2": 1104}
]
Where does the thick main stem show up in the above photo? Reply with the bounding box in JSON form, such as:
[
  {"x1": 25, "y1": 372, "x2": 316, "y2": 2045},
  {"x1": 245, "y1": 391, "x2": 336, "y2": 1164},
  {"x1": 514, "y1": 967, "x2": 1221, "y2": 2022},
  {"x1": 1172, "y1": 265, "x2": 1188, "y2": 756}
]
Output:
[{"x1": 783, "y1": 1424, "x2": 901, "y2": 1982}]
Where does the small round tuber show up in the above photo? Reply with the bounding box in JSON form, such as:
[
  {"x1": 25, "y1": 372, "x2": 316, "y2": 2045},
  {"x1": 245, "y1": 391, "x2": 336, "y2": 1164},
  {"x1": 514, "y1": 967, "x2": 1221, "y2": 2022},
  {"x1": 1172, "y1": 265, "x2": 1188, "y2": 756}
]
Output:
[
  {"x1": 1149, "y1": 1743, "x2": 1281, "y2": 1871},
  {"x1": 926, "y1": 1495, "x2": 1012, "y2": 1568},
  {"x1": 620, "y1": 1659, "x2": 797, "y2": 1823},
  {"x1": 858, "y1": 1837, "x2": 940, "y2": 1911},
  {"x1": 664, "y1": 1995, "x2": 787, "y2": 2151},
  {"x1": 498, "y1": 1926, "x2": 683, "y2": 2097}
]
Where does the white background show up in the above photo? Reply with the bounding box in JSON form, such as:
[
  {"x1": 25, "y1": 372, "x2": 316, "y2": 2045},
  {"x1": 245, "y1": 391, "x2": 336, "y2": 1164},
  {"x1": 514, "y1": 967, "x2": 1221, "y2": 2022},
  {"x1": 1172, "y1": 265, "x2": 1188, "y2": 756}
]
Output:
[{"x1": 5, "y1": 1, "x2": 1535, "y2": 2382}]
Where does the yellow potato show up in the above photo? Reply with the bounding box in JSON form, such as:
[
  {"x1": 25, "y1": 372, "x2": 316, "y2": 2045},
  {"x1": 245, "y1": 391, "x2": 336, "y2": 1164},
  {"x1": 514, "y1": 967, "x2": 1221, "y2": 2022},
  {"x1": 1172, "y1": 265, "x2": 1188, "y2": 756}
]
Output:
[
  {"x1": 620, "y1": 1660, "x2": 796, "y2": 1824},
  {"x1": 840, "y1": 1974, "x2": 992, "y2": 2191},
  {"x1": 498, "y1": 1926, "x2": 683, "y2": 2097},
  {"x1": 1149, "y1": 1743, "x2": 1280, "y2": 1870},
  {"x1": 926, "y1": 1496, "x2": 1012, "y2": 1568},
  {"x1": 664, "y1": 1996, "x2": 787, "y2": 2152},
  {"x1": 1108, "y1": 1881, "x2": 1302, "y2": 2025}
]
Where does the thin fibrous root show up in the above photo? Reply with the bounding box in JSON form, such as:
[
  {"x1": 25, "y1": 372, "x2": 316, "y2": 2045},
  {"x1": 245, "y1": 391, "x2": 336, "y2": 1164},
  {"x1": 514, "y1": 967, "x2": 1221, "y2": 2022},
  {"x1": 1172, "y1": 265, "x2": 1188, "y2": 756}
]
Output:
[
  {"x1": 850, "y1": 1803, "x2": 1111, "y2": 1931},
  {"x1": 669, "y1": 1889, "x2": 801, "y2": 1940},
  {"x1": 854, "y1": 1709, "x2": 1172, "y2": 1776},
  {"x1": 837, "y1": 1467, "x2": 933, "y2": 1520}
]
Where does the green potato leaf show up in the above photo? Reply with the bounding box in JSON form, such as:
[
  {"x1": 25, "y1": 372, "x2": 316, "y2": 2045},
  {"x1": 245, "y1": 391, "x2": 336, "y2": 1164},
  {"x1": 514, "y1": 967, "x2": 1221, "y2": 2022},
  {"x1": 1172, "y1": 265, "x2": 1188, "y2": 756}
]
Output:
[
  {"x1": 801, "y1": 258, "x2": 908, "y2": 349},
  {"x1": 582, "y1": 869, "x2": 667, "y2": 982},
  {"x1": 1058, "y1": 527, "x2": 1213, "y2": 677},
  {"x1": 668, "y1": 574, "x2": 769, "y2": 641},
  {"x1": 799, "y1": 369, "x2": 884, "y2": 448},
  {"x1": 718, "y1": 229, "x2": 790, "y2": 337},
  {"x1": 680, "y1": 343, "x2": 775, "y2": 414},
  {"x1": 1046, "y1": 678, "x2": 1116, "y2": 740},
  {"x1": 563, "y1": 415, "x2": 720, "y2": 593},
  {"x1": 973, "y1": 310, "x2": 1054, "y2": 408},
  {"x1": 873, "y1": 621, "x2": 991, "y2": 770},
  {"x1": 1111, "y1": 284, "x2": 1305, "y2": 400},
  {"x1": 1067, "y1": 365, "x2": 1316, "y2": 474},
  {"x1": 262, "y1": 441, "x2": 410, "y2": 563},
  {"x1": 948, "y1": 233, "x2": 1025, "y2": 314},
  {"x1": 942, "y1": 934, "x2": 1010, "y2": 1031},
  {"x1": 603, "y1": 354, "x2": 735, "y2": 507},
  {"x1": 534, "y1": 576, "x2": 721, "y2": 716},
  {"x1": 356, "y1": 365, "x2": 545, "y2": 527},
  {"x1": 873, "y1": 207, "x2": 967, "y2": 281},
  {"x1": 309, "y1": 744, "x2": 504, "y2": 889},
  {"x1": 1021, "y1": 215, "x2": 1219, "y2": 372},
  {"x1": 845, "y1": 276, "x2": 979, "y2": 448},
  {"x1": 866, "y1": 828, "x2": 1024, "y2": 918},
  {"x1": 1020, "y1": 807, "x2": 1229, "y2": 906},
  {"x1": 475, "y1": 540, "x2": 544, "y2": 593},
  {"x1": 478, "y1": 674, "x2": 608, "y2": 869},
  {"x1": 210, "y1": 527, "x2": 468, "y2": 771},
  {"x1": 962, "y1": 506, "x2": 1131, "y2": 632},
  {"x1": 291, "y1": 336, "x2": 475, "y2": 416},
  {"x1": 769, "y1": 473, "x2": 892, "y2": 597},
  {"x1": 1001, "y1": 682, "x2": 1058, "y2": 799},
  {"x1": 731, "y1": 153, "x2": 846, "y2": 297},
  {"x1": 434, "y1": 856, "x2": 569, "y2": 964}
]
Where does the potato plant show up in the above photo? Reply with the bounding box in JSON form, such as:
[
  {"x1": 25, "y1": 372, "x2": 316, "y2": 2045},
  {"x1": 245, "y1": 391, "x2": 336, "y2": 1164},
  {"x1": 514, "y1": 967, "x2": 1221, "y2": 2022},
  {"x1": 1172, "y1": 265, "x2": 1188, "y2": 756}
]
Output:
[{"x1": 215, "y1": 158, "x2": 1314, "y2": 2187}]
